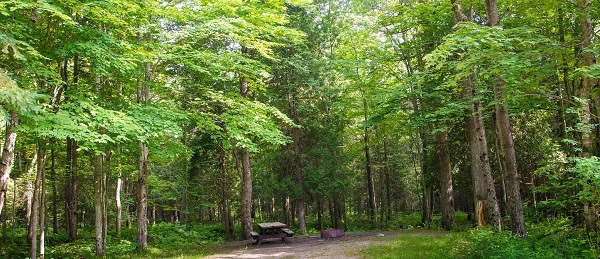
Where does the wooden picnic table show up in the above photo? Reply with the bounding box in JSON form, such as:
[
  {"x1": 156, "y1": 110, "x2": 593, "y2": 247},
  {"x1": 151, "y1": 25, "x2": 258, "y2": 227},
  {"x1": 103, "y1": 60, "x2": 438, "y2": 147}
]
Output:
[{"x1": 250, "y1": 222, "x2": 294, "y2": 245}]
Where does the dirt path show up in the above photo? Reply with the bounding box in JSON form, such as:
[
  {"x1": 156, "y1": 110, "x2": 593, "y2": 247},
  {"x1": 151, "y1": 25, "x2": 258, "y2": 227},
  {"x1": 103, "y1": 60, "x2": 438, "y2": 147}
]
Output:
[{"x1": 205, "y1": 230, "x2": 444, "y2": 259}]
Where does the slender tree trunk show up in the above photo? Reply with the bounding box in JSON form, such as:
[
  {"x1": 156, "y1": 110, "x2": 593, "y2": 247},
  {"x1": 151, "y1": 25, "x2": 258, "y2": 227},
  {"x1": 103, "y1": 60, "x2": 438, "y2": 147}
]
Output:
[
  {"x1": 125, "y1": 180, "x2": 131, "y2": 228},
  {"x1": 64, "y1": 140, "x2": 71, "y2": 237},
  {"x1": 239, "y1": 46, "x2": 253, "y2": 240},
  {"x1": 557, "y1": 7, "x2": 569, "y2": 149},
  {"x1": 383, "y1": 139, "x2": 392, "y2": 222},
  {"x1": 0, "y1": 111, "x2": 18, "y2": 217},
  {"x1": 116, "y1": 174, "x2": 122, "y2": 236},
  {"x1": 29, "y1": 146, "x2": 46, "y2": 259},
  {"x1": 284, "y1": 197, "x2": 291, "y2": 225},
  {"x1": 137, "y1": 23, "x2": 151, "y2": 249},
  {"x1": 290, "y1": 94, "x2": 306, "y2": 235},
  {"x1": 362, "y1": 95, "x2": 376, "y2": 222},
  {"x1": 12, "y1": 151, "x2": 21, "y2": 226},
  {"x1": 94, "y1": 155, "x2": 106, "y2": 255},
  {"x1": 137, "y1": 143, "x2": 149, "y2": 250},
  {"x1": 102, "y1": 150, "x2": 109, "y2": 249},
  {"x1": 68, "y1": 139, "x2": 78, "y2": 239},
  {"x1": 220, "y1": 147, "x2": 234, "y2": 238},
  {"x1": 51, "y1": 148, "x2": 58, "y2": 234},
  {"x1": 69, "y1": 140, "x2": 78, "y2": 240},
  {"x1": 420, "y1": 130, "x2": 432, "y2": 227},
  {"x1": 26, "y1": 152, "x2": 37, "y2": 230},
  {"x1": 64, "y1": 49, "x2": 79, "y2": 237},
  {"x1": 39, "y1": 155, "x2": 46, "y2": 259},
  {"x1": 577, "y1": 0, "x2": 597, "y2": 232},
  {"x1": 437, "y1": 130, "x2": 455, "y2": 230}
]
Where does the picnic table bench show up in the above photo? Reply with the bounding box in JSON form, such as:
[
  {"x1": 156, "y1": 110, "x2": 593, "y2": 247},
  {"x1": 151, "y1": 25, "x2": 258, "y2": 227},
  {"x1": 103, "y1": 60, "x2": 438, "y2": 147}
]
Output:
[{"x1": 250, "y1": 222, "x2": 294, "y2": 245}]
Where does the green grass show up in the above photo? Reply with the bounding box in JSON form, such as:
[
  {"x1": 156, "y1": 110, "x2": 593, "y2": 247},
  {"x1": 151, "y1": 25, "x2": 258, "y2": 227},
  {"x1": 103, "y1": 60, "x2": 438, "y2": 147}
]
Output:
[
  {"x1": 0, "y1": 223, "x2": 225, "y2": 258},
  {"x1": 361, "y1": 231, "x2": 466, "y2": 259}
]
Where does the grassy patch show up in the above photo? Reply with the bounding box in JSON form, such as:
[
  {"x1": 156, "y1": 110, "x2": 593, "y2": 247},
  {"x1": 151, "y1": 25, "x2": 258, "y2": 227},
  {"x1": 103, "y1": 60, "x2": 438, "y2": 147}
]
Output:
[
  {"x1": 1, "y1": 223, "x2": 225, "y2": 258},
  {"x1": 361, "y1": 231, "x2": 465, "y2": 259}
]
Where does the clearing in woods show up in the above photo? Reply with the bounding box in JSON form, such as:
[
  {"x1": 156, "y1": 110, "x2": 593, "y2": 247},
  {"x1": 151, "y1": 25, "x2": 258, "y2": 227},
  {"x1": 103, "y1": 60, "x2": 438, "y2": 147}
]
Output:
[{"x1": 205, "y1": 230, "x2": 457, "y2": 259}]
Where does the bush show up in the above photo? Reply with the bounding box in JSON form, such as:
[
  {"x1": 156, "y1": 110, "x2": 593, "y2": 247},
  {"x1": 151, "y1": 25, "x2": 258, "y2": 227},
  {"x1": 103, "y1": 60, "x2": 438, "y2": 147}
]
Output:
[
  {"x1": 1, "y1": 223, "x2": 226, "y2": 258},
  {"x1": 459, "y1": 219, "x2": 599, "y2": 258}
]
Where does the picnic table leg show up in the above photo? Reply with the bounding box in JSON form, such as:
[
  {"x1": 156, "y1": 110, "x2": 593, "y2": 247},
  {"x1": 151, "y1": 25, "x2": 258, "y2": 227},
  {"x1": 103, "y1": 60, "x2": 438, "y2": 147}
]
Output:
[{"x1": 281, "y1": 237, "x2": 287, "y2": 244}]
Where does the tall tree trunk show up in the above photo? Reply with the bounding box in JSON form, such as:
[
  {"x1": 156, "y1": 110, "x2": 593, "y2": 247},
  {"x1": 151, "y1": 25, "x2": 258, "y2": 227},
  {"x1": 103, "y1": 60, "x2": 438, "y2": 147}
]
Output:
[
  {"x1": 493, "y1": 84, "x2": 526, "y2": 236},
  {"x1": 51, "y1": 148, "x2": 58, "y2": 234},
  {"x1": 290, "y1": 93, "x2": 306, "y2": 235},
  {"x1": 0, "y1": 111, "x2": 18, "y2": 217},
  {"x1": 452, "y1": 0, "x2": 502, "y2": 230},
  {"x1": 26, "y1": 151, "x2": 37, "y2": 230},
  {"x1": 67, "y1": 138, "x2": 78, "y2": 240},
  {"x1": 103, "y1": 151, "x2": 109, "y2": 249},
  {"x1": 383, "y1": 139, "x2": 392, "y2": 222},
  {"x1": 29, "y1": 146, "x2": 45, "y2": 259},
  {"x1": 437, "y1": 130, "x2": 455, "y2": 230},
  {"x1": 485, "y1": 0, "x2": 526, "y2": 238},
  {"x1": 125, "y1": 180, "x2": 131, "y2": 228},
  {"x1": 557, "y1": 6, "x2": 570, "y2": 149},
  {"x1": 64, "y1": 143, "x2": 71, "y2": 237},
  {"x1": 39, "y1": 155, "x2": 46, "y2": 259},
  {"x1": 116, "y1": 174, "x2": 122, "y2": 237},
  {"x1": 239, "y1": 46, "x2": 253, "y2": 240},
  {"x1": 420, "y1": 130, "x2": 432, "y2": 227},
  {"x1": 65, "y1": 56, "x2": 78, "y2": 240},
  {"x1": 474, "y1": 96, "x2": 503, "y2": 229},
  {"x1": 94, "y1": 155, "x2": 106, "y2": 255},
  {"x1": 577, "y1": 0, "x2": 597, "y2": 232},
  {"x1": 137, "y1": 143, "x2": 149, "y2": 250},
  {"x1": 137, "y1": 23, "x2": 151, "y2": 249},
  {"x1": 220, "y1": 147, "x2": 234, "y2": 238},
  {"x1": 362, "y1": 95, "x2": 376, "y2": 222}
]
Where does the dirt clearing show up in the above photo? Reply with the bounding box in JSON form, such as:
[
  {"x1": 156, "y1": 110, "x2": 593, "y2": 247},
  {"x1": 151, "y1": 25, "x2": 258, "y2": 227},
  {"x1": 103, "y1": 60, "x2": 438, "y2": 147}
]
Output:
[{"x1": 205, "y1": 230, "x2": 446, "y2": 259}]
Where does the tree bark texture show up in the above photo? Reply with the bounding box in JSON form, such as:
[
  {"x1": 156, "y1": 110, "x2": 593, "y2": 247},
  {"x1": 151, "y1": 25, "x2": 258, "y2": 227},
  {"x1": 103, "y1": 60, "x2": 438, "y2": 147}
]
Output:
[
  {"x1": 137, "y1": 143, "x2": 149, "y2": 250},
  {"x1": 239, "y1": 46, "x2": 254, "y2": 240},
  {"x1": 51, "y1": 148, "x2": 58, "y2": 234},
  {"x1": 39, "y1": 155, "x2": 46, "y2": 259},
  {"x1": 485, "y1": 0, "x2": 526, "y2": 238},
  {"x1": 220, "y1": 147, "x2": 234, "y2": 238},
  {"x1": 577, "y1": 0, "x2": 597, "y2": 232},
  {"x1": 0, "y1": 111, "x2": 18, "y2": 217},
  {"x1": 419, "y1": 129, "x2": 432, "y2": 227},
  {"x1": 137, "y1": 24, "x2": 152, "y2": 249},
  {"x1": 452, "y1": 0, "x2": 502, "y2": 230},
  {"x1": 29, "y1": 146, "x2": 46, "y2": 259},
  {"x1": 65, "y1": 138, "x2": 78, "y2": 240},
  {"x1": 94, "y1": 155, "x2": 106, "y2": 255},
  {"x1": 116, "y1": 175, "x2": 122, "y2": 236},
  {"x1": 437, "y1": 130, "x2": 455, "y2": 230}
]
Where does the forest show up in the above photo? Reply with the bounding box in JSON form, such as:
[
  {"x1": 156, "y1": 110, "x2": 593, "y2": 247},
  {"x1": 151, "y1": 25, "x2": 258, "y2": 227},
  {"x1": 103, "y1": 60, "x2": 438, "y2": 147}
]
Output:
[{"x1": 1, "y1": 0, "x2": 600, "y2": 258}]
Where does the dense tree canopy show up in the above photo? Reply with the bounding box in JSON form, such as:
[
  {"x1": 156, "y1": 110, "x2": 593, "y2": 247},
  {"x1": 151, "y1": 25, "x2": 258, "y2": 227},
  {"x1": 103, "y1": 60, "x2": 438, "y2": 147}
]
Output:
[{"x1": 1, "y1": 0, "x2": 600, "y2": 257}]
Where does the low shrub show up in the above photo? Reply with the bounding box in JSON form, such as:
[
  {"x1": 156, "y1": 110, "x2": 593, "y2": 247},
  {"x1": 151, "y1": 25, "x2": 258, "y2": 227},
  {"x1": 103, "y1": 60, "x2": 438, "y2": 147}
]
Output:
[{"x1": 459, "y1": 218, "x2": 599, "y2": 258}]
